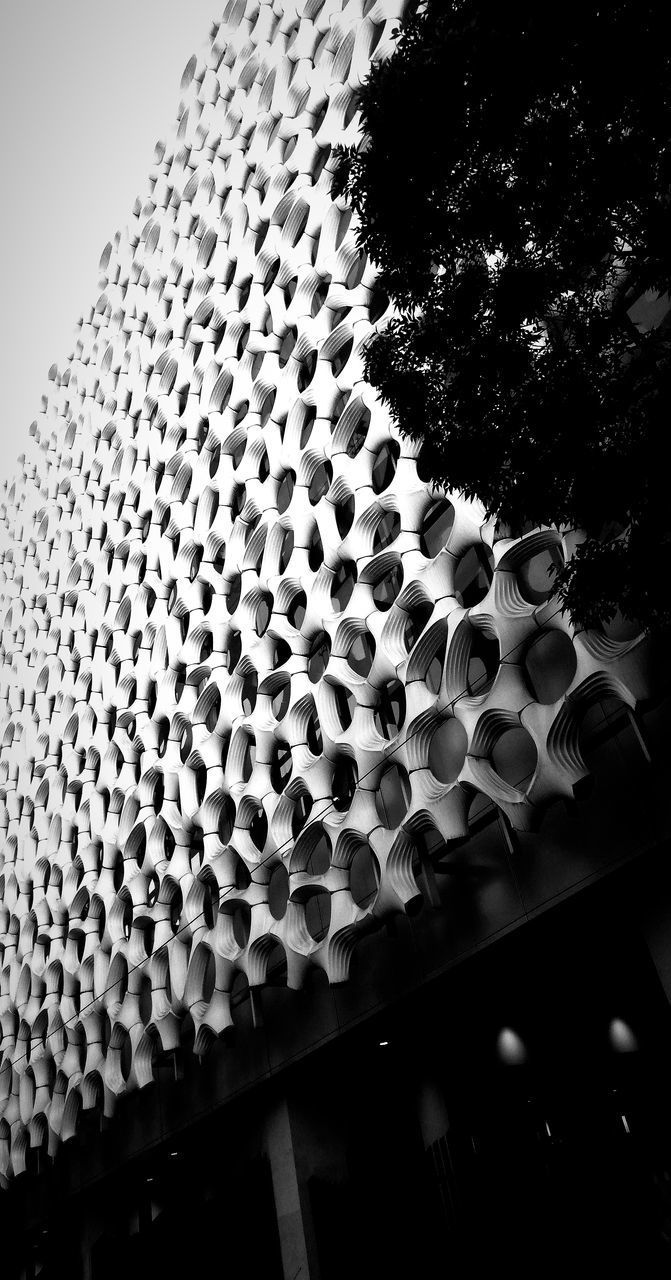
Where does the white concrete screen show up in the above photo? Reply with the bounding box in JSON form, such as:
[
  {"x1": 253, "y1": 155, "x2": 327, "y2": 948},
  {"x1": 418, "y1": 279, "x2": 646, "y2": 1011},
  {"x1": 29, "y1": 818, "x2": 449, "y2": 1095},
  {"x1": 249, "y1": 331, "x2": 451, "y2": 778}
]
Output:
[{"x1": 0, "y1": 0, "x2": 651, "y2": 1182}]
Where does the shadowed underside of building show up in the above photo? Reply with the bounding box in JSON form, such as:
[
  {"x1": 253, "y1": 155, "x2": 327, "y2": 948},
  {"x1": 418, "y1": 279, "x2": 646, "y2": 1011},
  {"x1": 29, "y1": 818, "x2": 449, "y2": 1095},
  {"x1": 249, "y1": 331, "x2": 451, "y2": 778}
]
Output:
[{"x1": 2, "y1": 0, "x2": 671, "y2": 1275}]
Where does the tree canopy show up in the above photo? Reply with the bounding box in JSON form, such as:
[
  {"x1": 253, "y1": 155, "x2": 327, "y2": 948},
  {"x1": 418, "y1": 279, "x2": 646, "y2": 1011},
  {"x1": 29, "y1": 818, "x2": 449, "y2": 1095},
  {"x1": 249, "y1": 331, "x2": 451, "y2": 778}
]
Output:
[{"x1": 333, "y1": 0, "x2": 671, "y2": 632}]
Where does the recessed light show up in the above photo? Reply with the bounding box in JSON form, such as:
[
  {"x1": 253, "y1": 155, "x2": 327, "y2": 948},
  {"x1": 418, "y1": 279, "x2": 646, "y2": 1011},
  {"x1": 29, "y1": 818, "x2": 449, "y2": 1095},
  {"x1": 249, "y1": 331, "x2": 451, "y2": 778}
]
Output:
[{"x1": 379, "y1": 1040, "x2": 389, "y2": 1047}]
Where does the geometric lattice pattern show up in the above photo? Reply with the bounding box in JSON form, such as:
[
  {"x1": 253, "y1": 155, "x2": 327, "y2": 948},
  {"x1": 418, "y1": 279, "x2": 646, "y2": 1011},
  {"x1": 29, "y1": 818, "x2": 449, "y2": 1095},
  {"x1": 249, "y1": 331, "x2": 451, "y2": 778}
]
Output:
[{"x1": 0, "y1": 0, "x2": 651, "y2": 1181}]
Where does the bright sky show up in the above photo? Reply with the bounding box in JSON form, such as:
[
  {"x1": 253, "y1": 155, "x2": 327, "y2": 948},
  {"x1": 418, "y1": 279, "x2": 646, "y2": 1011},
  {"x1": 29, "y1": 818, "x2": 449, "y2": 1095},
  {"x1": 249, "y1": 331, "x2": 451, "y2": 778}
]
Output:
[{"x1": 0, "y1": 1, "x2": 218, "y2": 493}]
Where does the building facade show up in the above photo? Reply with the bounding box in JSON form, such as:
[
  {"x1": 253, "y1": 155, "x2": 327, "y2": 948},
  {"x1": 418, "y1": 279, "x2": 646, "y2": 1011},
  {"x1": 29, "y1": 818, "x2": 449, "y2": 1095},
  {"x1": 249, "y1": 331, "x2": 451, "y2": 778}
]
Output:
[{"x1": 2, "y1": 0, "x2": 671, "y2": 1274}]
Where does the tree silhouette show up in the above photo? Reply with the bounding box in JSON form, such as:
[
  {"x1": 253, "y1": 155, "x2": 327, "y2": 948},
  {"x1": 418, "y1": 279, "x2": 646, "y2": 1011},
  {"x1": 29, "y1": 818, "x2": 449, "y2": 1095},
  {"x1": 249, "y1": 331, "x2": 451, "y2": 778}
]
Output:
[{"x1": 333, "y1": 0, "x2": 671, "y2": 632}]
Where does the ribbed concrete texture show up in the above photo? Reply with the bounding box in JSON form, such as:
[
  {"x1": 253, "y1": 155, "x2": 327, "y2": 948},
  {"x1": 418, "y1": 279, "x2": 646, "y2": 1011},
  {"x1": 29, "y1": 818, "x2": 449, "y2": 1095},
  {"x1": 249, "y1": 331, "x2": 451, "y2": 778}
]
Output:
[{"x1": 0, "y1": 0, "x2": 652, "y2": 1182}]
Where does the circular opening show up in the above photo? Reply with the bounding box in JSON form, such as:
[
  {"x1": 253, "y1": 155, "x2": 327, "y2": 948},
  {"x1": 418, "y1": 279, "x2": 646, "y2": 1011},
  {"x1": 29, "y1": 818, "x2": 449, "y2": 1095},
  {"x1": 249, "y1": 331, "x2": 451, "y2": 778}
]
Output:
[
  {"x1": 157, "y1": 717, "x2": 169, "y2": 758},
  {"x1": 428, "y1": 718, "x2": 468, "y2": 783},
  {"x1": 231, "y1": 484, "x2": 246, "y2": 519},
  {"x1": 421, "y1": 499, "x2": 455, "y2": 558},
  {"x1": 232, "y1": 856, "x2": 251, "y2": 893},
  {"x1": 250, "y1": 806, "x2": 268, "y2": 851},
  {"x1": 466, "y1": 630, "x2": 500, "y2": 697},
  {"x1": 227, "y1": 630, "x2": 242, "y2": 671},
  {"x1": 335, "y1": 493, "x2": 355, "y2": 538},
  {"x1": 303, "y1": 888, "x2": 331, "y2": 942},
  {"x1": 524, "y1": 629, "x2": 577, "y2": 704},
  {"x1": 372, "y1": 562, "x2": 402, "y2": 611},
  {"x1": 268, "y1": 864, "x2": 289, "y2": 919},
  {"x1": 371, "y1": 440, "x2": 399, "y2": 493},
  {"x1": 200, "y1": 947, "x2": 217, "y2": 1001},
  {"x1": 455, "y1": 545, "x2": 494, "y2": 607},
  {"x1": 256, "y1": 593, "x2": 273, "y2": 636},
  {"x1": 373, "y1": 680, "x2": 406, "y2": 740},
  {"x1": 346, "y1": 407, "x2": 370, "y2": 458},
  {"x1": 199, "y1": 875, "x2": 219, "y2": 930},
  {"x1": 273, "y1": 636, "x2": 291, "y2": 667},
  {"x1": 308, "y1": 631, "x2": 331, "y2": 683},
  {"x1": 306, "y1": 707, "x2": 323, "y2": 755},
  {"x1": 491, "y1": 726, "x2": 538, "y2": 790},
  {"x1": 271, "y1": 682, "x2": 291, "y2": 721},
  {"x1": 205, "y1": 691, "x2": 221, "y2": 731},
  {"x1": 224, "y1": 901, "x2": 251, "y2": 949},
  {"x1": 260, "y1": 389, "x2": 277, "y2": 427},
  {"x1": 347, "y1": 631, "x2": 375, "y2": 677},
  {"x1": 226, "y1": 575, "x2": 241, "y2": 614},
  {"x1": 331, "y1": 336, "x2": 353, "y2": 377},
  {"x1": 265, "y1": 939, "x2": 288, "y2": 986},
  {"x1": 404, "y1": 600, "x2": 433, "y2": 651},
  {"x1": 147, "y1": 682, "x2": 157, "y2": 717},
  {"x1": 170, "y1": 886, "x2": 183, "y2": 932},
  {"x1": 132, "y1": 829, "x2": 146, "y2": 868},
  {"x1": 193, "y1": 762, "x2": 207, "y2": 803},
  {"x1": 241, "y1": 670, "x2": 258, "y2": 715},
  {"x1": 209, "y1": 444, "x2": 221, "y2": 478},
  {"x1": 517, "y1": 546, "x2": 563, "y2": 606},
  {"x1": 333, "y1": 682, "x2": 355, "y2": 730},
  {"x1": 153, "y1": 775, "x2": 164, "y2": 814},
  {"x1": 189, "y1": 547, "x2": 203, "y2": 582},
  {"x1": 301, "y1": 831, "x2": 329, "y2": 875},
  {"x1": 241, "y1": 732, "x2": 256, "y2": 782},
  {"x1": 309, "y1": 460, "x2": 332, "y2": 505},
  {"x1": 350, "y1": 844, "x2": 380, "y2": 908},
  {"x1": 332, "y1": 560, "x2": 357, "y2": 612},
  {"x1": 311, "y1": 275, "x2": 330, "y2": 318},
  {"x1": 300, "y1": 405, "x2": 317, "y2": 446},
  {"x1": 279, "y1": 328, "x2": 296, "y2": 368},
  {"x1": 190, "y1": 828, "x2": 204, "y2": 871},
  {"x1": 292, "y1": 792, "x2": 314, "y2": 837},
  {"x1": 120, "y1": 1029, "x2": 133, "y2": 1080},
  {"x1": 426, "y1": 637, "x2": 447, "y2": 694},
  {"x1": 298, "y1": 348, "x2": 317, "y2": 391},
  {"x1": 279, "y1": 527, "x2": 294, "y2": 573},
  {"x1": 346, "y1": 252, "x2": 366, "y2": 290},
  {"x1": 375, "y1": 763, "x2": 411, "y2": 828},
  {"x1": 332, "y1": 756, "x2": 358, "y2": 811},
  {"x1": 218, "y1": 796, "x2": 236, "y2": 844},
  {"x1": 288, "y1": 590, "x2": 307, "y2": 629},
  {"x1": 270, "y1": 742, "x2": 293, "y2": 792},
  {"x1": 277, "y1": 470, "x2": 295, "y2": 513},
  {"x1": 373, "y1": 510, "x2": 400, "y2": 553}
]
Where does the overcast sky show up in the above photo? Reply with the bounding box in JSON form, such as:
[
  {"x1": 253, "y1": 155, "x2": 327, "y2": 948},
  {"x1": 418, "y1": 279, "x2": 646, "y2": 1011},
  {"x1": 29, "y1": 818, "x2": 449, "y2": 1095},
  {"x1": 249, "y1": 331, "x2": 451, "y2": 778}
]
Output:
[{"x1": 0, "y1": 1, "x2": 219, "y2": 493}]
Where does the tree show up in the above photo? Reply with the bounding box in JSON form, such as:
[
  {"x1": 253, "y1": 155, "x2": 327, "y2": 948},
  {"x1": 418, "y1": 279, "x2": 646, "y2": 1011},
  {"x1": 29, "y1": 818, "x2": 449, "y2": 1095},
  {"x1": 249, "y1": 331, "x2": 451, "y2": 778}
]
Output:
[{"x1": 333, "y1": 0, "x2": 671, "y2": 632}]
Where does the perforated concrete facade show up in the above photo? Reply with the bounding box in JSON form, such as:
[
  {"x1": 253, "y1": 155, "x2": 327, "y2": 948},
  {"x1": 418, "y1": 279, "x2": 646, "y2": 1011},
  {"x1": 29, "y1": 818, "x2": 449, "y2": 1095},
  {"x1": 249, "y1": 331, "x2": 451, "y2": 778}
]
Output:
[{"x1": 0, "y1": 0, "x2": 652, "y2": 1183}]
